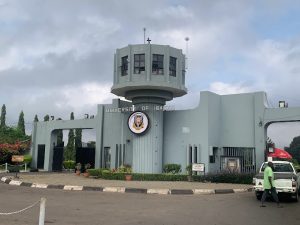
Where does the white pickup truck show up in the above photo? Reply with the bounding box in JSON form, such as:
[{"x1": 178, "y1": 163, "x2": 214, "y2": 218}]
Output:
[{"x1": 253, "y1": 161, "x2": 300, "y2": 202}]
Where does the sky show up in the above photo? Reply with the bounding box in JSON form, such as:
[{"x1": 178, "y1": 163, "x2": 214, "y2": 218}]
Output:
[{"x1": 0, "y1": 0, "x2": 300, "y2": 148}]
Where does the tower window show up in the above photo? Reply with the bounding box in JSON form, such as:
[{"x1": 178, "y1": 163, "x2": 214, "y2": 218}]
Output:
[
  {"x1": 121, "y1": 56, "x2": 128, "y2": 76},
  {"x1": 169, "y1": 56, "x2": 177, "y2": 77},
  {"x1": 134, "y1": 54, "x2": 145, "y2": 74},
  {"x1": 152, "y1": 54, "x2": 164, "y2": 75}
]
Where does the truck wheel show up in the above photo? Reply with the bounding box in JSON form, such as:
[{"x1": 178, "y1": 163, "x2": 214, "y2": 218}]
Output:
[
  {"x1": 291, "y1": 192, "x2": 299, "y2": 202},
  {"x1": 255, "y1": 192, "x2": 262, "y2": 200}
]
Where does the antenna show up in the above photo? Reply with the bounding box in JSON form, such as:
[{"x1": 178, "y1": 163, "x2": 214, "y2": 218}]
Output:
[
  {"x1": 185, "y1": 37, "x2": 189, "y2": 70},
  {"x1": 143, "y1": 28, "x2": 146, "y2": 44}
]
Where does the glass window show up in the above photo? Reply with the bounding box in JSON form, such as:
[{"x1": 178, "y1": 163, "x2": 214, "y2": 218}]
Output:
[
  {"x1": 169, "y1": 56, "x2": 177, "y2": 77},
  {"x1": 152, "y1": 54, "x2": 164, "y2": 75},
  {"x1": 134, "y1": 54, "x2": 145, "y2": 74},
  {"x1": 121, "y1": 56, "x2": 128, "y2": 76}
]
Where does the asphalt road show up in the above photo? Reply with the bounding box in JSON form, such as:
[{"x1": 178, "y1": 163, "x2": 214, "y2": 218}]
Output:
[{"x1": 0, "y1": 182, "x2": 300, "y2": 225}]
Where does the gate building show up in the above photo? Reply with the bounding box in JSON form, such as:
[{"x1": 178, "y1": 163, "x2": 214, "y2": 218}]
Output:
[{"x1": 30, "y1": 43, "x2": 300, "y2": 174}]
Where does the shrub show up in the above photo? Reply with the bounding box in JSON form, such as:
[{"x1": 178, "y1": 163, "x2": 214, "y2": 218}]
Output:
[
  {"x1": 23, "y1": 155, "x2": 32, "y2": 166},
  {"x1": 116, "y1": 164, "x2": 132, "y2": 174},
  {"x1": 8, "y1": 165, "x2": 20, "y2": 173},
  {"x1": 163, "y1": 164, "x2": 181, "y2": 174},
  {"x1": 63, "y1": 160, "x2": 76, "y2": 170}
]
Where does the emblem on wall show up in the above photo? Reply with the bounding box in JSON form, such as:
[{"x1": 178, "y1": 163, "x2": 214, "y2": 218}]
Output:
[{"x1": 128, "y1": 111, "x2": 149, "y2": 134}]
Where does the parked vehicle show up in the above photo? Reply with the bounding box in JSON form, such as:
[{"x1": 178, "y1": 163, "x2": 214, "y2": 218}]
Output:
[{"x1": 253, "y1": 161, "x2": 300, "y2": 201}]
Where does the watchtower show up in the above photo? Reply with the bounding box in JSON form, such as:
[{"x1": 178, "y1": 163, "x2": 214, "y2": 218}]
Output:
[{"x1": 111, "y1": 43, "x2": 187, "y2": 173}]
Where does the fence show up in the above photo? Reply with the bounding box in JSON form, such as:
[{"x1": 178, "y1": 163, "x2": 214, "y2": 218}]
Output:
[
  {"x1": 0, "y1": 163, "x2": 28, "y2": 173},
  {"x1": 0, "y1": 197, "x2": 46, "y2": 225}
]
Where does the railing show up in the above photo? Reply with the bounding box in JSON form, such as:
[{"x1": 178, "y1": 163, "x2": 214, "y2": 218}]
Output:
[
  {"x1": 0, "y1": 163, "x2": 28, "y2": 173},
  {"x1": 0, "y1": 198, "x2": 46, "y2": 225}
]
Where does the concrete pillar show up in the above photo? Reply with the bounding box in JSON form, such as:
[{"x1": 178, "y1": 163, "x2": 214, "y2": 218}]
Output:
[{"x1": 132, "y1": 103, "x2": 164, "y2": 173}]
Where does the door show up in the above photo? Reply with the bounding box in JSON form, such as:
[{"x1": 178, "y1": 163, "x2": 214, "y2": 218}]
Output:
[
  {"x1": 52, "y1": 146, "x2": 64, "y2": 171},
  {"x1": 37, "y1": 145, "x2": 45, "y2": 169}
]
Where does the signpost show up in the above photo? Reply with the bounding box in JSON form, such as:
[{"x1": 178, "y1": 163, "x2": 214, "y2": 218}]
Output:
[
  {"x1": 192, "y1": 163, "x2": 205, "y2": 175},
  {"x1": 11, "y1": 155, "x2": 24, "y2": 178}
]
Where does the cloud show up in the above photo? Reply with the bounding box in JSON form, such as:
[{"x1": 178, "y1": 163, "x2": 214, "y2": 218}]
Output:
[
  {"x1": 0, "y1": 0, "x2": 300, "y2": 146},
  {"x1": 209, "y1": 82, "x2": 252, "y2": 95}
]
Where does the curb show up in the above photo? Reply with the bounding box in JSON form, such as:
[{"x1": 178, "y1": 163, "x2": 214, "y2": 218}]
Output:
[{"x1": 0, "y1": 177, "x2": 253, "y2": 195}]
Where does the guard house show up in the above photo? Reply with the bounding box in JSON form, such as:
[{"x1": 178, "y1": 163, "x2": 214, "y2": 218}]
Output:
[{"x1": 31, "y1": 43, "x2": 300, "y2": 174}]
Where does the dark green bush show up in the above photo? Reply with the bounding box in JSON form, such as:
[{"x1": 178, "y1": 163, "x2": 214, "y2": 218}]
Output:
[
  {"x1": 8, "y1": 165, "x2": 20, "y2": 173},
  {"x1": 86, "y1": 168, "x2": 253, "y2": 184},
  {"x1": 163, "y1": 164, "x2": 182, "y2": 174},
  {"x1": 63, "y1": 160, "x2": 75, "y2": 170},
  {"x1": 192, "y1": 172, "x2": 254, "y2": 184}
]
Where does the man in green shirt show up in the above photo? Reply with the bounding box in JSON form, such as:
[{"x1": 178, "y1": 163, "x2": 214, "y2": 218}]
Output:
[{"x1": 261, "y1": 161, "x2": 282, "y2": 207}]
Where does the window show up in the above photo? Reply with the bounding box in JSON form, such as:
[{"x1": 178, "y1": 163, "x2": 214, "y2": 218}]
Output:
[
  {"x1": 121, "y1": 56, "x2": 128, "y2": 76},
  {"x1": 169, "y1": 56, "x2": 177, "y2": 77},
  {"x1": 152, "y1": 54, "x2": 164, "y2": 75},
  {"x1": 134, "y1": 54, "x2": 145, "y2": 74}
]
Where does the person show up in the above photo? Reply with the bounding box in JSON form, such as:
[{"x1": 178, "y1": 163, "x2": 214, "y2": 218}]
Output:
[{"x1": 261, "y1": 161, "x2": 283, "y2": 208}]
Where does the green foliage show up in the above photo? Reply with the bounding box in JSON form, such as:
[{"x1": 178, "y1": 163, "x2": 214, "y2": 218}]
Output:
[
  {"x1": 75, "y1": 128, "x2": 82, "y2": 148},
  {"x1": 63, "y1": 160, "x2": 75, "y2": 169},
  {"x1": 163, "y1": 164, "x2": 182, "y2": 174},
  {"x1": 0, "y1": 104, "x2": 6, "y2": 128},
  {"x1": 286, "y1": 136, "x2": 300, "y2": 163},
  {"x1": 23, "y1": 154, "x2": 32, "y2": 166},
  {"x1": 193, "y1": 173, "x2": 254, "y2": 184},
  {"x1": 8, "y1": 165, "x2": 20, "y2": 173},
  {"x1": 17, "y1": 111, "x2": 26, "y2": 135},
  {"x1": 186, "y1": 164, "x2": 192, "y2": 175},
  {"x1": 116, "y1": 164, "x2": 132, "y2": 174},
  {"x1": 44, "y1": 114, "x2": 50, "y2": 121},
  {"x1": 34, "y1": 115, "x2": 39, "y2": 122},
  {"x1": 87, "y1": 169, "x2": 253, "y2": 184},
  {"x1": 0, "y1": 126, "x2": 30, "y2": 144},
  {"x1": 65, "y1": 112, "x2": 75, "y2": 160}
]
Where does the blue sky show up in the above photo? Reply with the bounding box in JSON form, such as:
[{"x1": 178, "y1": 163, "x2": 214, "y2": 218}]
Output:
[{"x1": 0, "y1": 0, "x2": 300, "y2": 147}]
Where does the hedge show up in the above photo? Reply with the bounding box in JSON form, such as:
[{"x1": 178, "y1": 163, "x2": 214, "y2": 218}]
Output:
[{"x1": 86, "y1": 169, "x2": 254, "y2": 184}]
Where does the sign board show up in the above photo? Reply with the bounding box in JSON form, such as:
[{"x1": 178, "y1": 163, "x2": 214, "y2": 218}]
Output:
[
  {"x1": 11, "y1": 155, "x2": 24, "y2": 163},
  {"x1": 192, "y1": 163, "x2": 205, "y2": 172}
]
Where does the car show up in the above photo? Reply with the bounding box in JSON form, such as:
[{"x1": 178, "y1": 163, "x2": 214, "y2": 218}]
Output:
[{"x1": 253, "y1": 161, "x2": 300, "y2": 202}]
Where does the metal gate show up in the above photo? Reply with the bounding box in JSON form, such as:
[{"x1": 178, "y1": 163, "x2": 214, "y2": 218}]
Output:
[
  {"x1": 221, "y1": 147, "x2": 256, "y2": 173},
  {"x1": 52, "y1": 146, "x2": 64, "y2": 171},
  {"x1": 76, "y1": 147, "x2": 95, "y2": 170}
]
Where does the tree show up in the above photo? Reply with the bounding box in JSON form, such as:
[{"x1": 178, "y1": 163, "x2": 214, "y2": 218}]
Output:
[
  {"x1": 44, "y1": 115, "x2": 50, "y2": 121},
  {"x1": 75, "y1": 128, "x2": 82, "y2": 148},
  {"x1": 0, "y1": 104, "x2": 6, "y2": 128},
  {"x1": 285, "y1": 136, "x2": 300, "y2": 163},
  {"x1": 17, "y1": 111, "x2": 26, "y2": 135},
  {"x1": 56, "y1": 118, "x2": 63, "y2": 146},
  {"x1": 34, "y1": 115, "x2": 39, "y2": 122},
  {"x1": 64, "y1": 112, "x2": 75, "y2": 160}
]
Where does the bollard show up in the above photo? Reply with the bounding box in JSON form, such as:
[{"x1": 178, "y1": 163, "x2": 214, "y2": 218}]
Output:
[
  {"x1": 39, "y1": 198, "x2": 46, "y2": 225},
  {"x1": 25, "y1": 163, "x2": 27, "y2": 172},
  {"x1": 5, "y1": 163, "x2": 7, "y2": 172}
]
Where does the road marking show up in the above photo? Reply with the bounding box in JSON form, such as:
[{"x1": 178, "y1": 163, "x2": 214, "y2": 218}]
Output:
[
  {"x1": 193, "y1": 189, "x2": 215, "y2": 194},
  {"x1": 64, "y1": 185, "x2": 83, "y2": 191},
  {"x1": 103, "y1": 187, "x2": 125, "y2": 193},
  {"x1": 147, "y1": 189, "x2": 170, "y2": 194},
  {"x1": 31, "y1": 183, "x2": 48, "y2": 188},
  {"x1": 9, "y1": 180, "x2": 22, "y2": 186}
]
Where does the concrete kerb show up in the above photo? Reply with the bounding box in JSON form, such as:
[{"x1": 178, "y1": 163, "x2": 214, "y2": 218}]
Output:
[{"x1": 0, "y1": 176, "x2": 253, "y2": 195}]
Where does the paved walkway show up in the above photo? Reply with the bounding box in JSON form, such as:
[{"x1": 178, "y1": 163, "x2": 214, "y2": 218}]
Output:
[{"x1": 1, "y1": 172, "x2": 253, "y2": 195}]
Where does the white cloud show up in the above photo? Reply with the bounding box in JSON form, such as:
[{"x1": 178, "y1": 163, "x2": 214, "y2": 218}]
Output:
[
  {"x1": 59, "y1": 82, "x2": 114, "y2": 109},
  {"x1": 209, "y1": 82, "x2": 252, "y2": 95}
]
